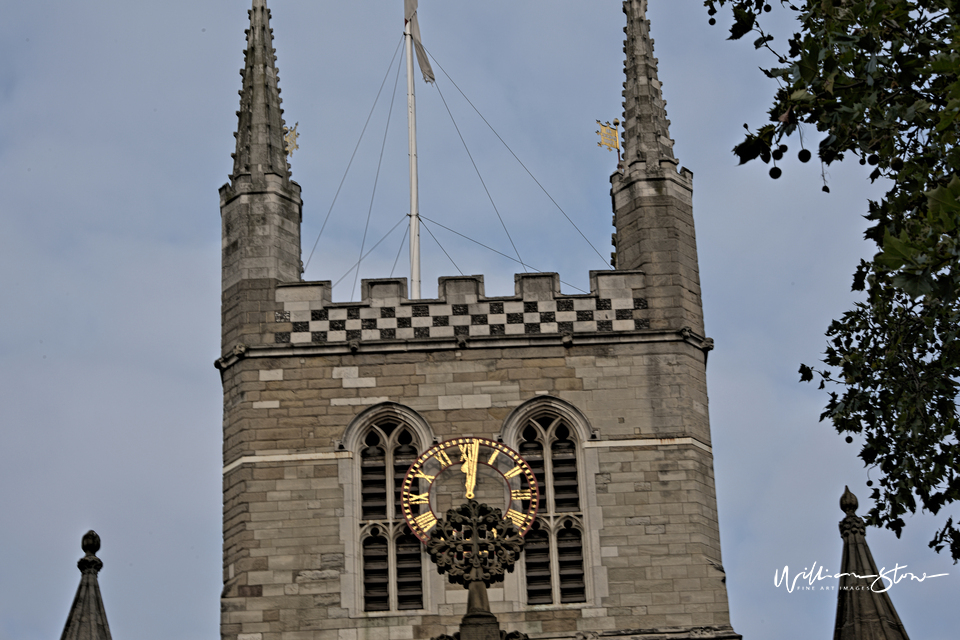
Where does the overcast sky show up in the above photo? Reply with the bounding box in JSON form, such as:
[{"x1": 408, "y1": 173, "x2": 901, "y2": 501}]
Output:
[{"x1": 0, "y1": 1, "x2": 956, "y2": 639}]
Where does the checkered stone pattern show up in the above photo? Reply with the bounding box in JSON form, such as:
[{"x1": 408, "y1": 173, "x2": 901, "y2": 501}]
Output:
[{"x1": 276, "y1": 297, "x2": 649, "y2": 344}]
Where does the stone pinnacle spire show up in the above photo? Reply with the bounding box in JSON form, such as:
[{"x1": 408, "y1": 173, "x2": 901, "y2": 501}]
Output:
[
  {"x1": 219, "y1": 0, "x2": 302, "y2": 340},
  {"x1": 833, "y1": 487, "x2": 910, "y2": 640},
  {"x1": 60, "y1": 531, "x2": 112, "y2": 640},
  {"x1": 231, "y1": 0, "x2": 290, "y2": 183},
  {"x1": 610, "y1": 1, "x2": 702, "y2": 334},
  {"x1": 621, "y1": 0, "x2": 676, "y2": 171}
]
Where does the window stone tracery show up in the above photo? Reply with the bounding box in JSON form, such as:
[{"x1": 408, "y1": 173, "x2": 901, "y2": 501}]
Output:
[
  {"x1": 505, "y1": 399, "x2": 589, "y2": 606},
  {"x1": 347, "y1": 407, "x2": 430, "y2": 613}
]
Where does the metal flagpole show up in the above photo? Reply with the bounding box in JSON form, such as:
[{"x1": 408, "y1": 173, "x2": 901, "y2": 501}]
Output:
[{"x1": 405, "y1": 15, "x2": 421, "y2": 299}]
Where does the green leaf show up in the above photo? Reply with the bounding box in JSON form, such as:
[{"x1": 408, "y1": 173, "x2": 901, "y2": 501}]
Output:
[
  {"x1": 798, "y1": 45, "x2": 820, "y2": 83},
  {"x1": 729, "y1": 7, "x2": 756, "y2": 41},
  {"x1": 926, "y1": 176, "x2": 960, "y2": 227}
]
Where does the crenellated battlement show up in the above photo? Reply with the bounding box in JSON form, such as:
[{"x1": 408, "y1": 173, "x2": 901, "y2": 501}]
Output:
[{"x1": 267, "y1": 271, "x2": 651, "y2": 346}]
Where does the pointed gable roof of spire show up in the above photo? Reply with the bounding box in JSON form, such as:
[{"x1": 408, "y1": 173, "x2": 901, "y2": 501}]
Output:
[
  {"x1": 231, "y1": 0, "x2": 290, "y2": 184},
  {"x1": 60, "y1": 531, "x2": 113, "y2": 640},
  {"x1": 620, "y1": 0, "x2": 676, "y2": 172},
  {"x1": 834, "y1": 487, "x2": 910, "y2": 640}
]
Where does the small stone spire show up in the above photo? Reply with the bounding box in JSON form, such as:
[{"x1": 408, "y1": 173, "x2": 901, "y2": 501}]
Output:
[
  {"x1": 231, "y1": 0, "x2": 290, "y2": 183},
  {"x1": 834, "y1": 487, "x2": 910, "y2": 640},
  {"x1": 609, "y1": 0, "x2": 701, "y2": 335},
  {"x1": 620, "y1": 0, "x2": 676, "y2": 172},
  {"x1": 60, "y1": 531, "x2": 113, "y2": 640},
  {"x1": 219, "y1": 0, "x2": 302, "y2": 335}
]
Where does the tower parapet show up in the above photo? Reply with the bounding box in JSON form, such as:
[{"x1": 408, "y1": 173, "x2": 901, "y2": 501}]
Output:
[{"x1": 246, "y1": 271, "x2": 672, "y2": 349}]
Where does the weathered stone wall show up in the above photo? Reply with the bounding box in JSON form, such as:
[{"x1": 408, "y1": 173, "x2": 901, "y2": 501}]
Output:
[
  {"x1": 220, "y1": 340, "x2": 713, "y2": 459},
  {"x1": 610, "y1": 169, "x2": 703, "y2": 339},
  {"x1": 219, "y1": 172, "x2": 303, "y2": 356}
]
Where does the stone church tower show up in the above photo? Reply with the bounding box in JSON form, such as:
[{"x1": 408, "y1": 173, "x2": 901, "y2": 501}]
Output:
[{"x1": 216, "y1": 1, "x2": 739, "y2": 639}]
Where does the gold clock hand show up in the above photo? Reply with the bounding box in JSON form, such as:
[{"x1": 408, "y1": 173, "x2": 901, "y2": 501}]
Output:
[{"x1": 461, "y1": 440, "x2": 479, "y2": 499}]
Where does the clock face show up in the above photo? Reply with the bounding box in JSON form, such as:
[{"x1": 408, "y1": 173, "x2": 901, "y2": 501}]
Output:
[{"x1": 400, "y1": 437, "x2": 539, "y2": 543}]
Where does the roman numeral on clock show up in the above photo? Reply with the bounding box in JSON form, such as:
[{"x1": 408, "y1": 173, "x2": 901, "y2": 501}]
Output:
[
  {"x1": 434, "y1": 449, "x2": 453, "y2": 467},
  {"x1": 505, "y1": 509, "x2": 529, "y2": 528},
  {"x1": 412, "y1": 468, "x2": 435, "y2": 483},
  {"x1": 414, "y1": 511, "x2": 438, "y2": 533},
  {"x1": 406, "y1": 492, "x2": 430, "y2": 505},
  {"x1": 510, "y1": 489, "x2": 532, "y2": 501},
  {"x1": 504, "y1": 465, "x2": 524, "y2": 479}
]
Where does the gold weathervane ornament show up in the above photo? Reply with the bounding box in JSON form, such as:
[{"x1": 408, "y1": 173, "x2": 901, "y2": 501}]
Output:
[
  {"x1": 596, "y1": 118, "x2": 621, "y2": 162},
  {"x1": 283, "y1": 122, "x2": 299, "y2": 157}
]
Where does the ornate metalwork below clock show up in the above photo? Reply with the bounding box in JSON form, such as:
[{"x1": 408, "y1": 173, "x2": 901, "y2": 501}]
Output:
[{"x1": 400, "y1": 437, "x2": 539, "y2": 543}]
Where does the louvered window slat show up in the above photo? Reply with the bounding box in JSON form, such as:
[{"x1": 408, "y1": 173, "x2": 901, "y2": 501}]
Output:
[
  {"x1": 393, "y1": 442, "x2": 418, "y2": 519},
  {"x1": 557, "y1": 528, "x2": 586, "y2": 603},
  {"x1": 361, "y1": 438, "x2": 387, "y2": 520},
  {"x1": 362, "y1": 535, "x2": 390, "y2": 611},
  {"x1": 520, "y1": 426, "x2": 545, "y2": 514},
  {"x1": 395, "y1": 533, "x2": 423, "y2": 610},
  {"x1": 552, "y1": 432, "x2": 579, "y2": 512},
  {"x1": 524, "y1": 529, "x2": 553, "y2": 604}
]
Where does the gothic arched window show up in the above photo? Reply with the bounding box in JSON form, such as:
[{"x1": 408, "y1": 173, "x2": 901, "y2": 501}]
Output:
[
  {"x1": 512, "y1": 411, "x2": 587, "y2": 605},
  {"x1": 357, "y1": 418, "x2": 425, "y2": 612}
]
